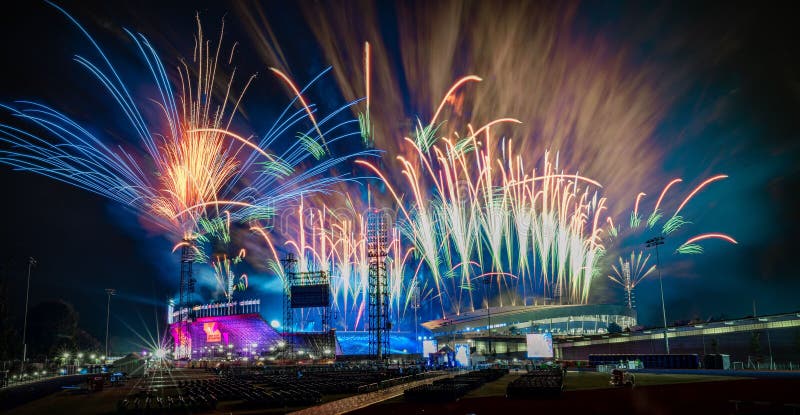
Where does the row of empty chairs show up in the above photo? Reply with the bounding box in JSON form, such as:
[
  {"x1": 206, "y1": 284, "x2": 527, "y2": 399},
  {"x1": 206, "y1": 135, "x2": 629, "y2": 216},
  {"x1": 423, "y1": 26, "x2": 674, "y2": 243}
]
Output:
[
  {"x1": 116, "y1": 390, "x2": 216, "y2": 413},
  {"x1": 116, "y1": 366, "x2": 439, "y2": 412},
  {"x1": 506, "y1": 367, "x2": 565, "y2": 398},
  {"x1": 180, "y1": 377, "x2": 323, "y2": 407},
  {"x1": 404, "y1": 369, "x2": 508, "y2": 402}
]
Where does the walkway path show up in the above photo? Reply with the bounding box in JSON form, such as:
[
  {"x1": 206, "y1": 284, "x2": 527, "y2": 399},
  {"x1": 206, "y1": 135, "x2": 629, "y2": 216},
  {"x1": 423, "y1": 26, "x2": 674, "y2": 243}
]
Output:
[{"x1": 289, "y1": 372, "x2": 454, "y2": 415}]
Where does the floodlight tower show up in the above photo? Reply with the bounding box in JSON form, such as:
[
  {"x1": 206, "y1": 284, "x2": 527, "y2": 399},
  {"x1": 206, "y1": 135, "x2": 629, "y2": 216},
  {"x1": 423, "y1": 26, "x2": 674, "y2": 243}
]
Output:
[
  {"x1": 411, "y1": 281, "x2": 421, "y2": 344},
  {"x1": 479, "y1": 275, "x2": 495, "y2": 356},
  {"x1": 645, "y1": 236, "x2": 669, "y2": 354},
  {"x1": 21, "y1": 257, "x2": 36, "y2": 374},
  {"x1": 104, "y1": 288, "x2": 116, "y2": 361}
]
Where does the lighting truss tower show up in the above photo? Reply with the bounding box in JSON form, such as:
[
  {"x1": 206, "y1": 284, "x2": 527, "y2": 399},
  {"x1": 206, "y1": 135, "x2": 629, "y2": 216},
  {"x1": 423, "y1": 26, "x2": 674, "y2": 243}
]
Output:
[
  {"x1": 411, "y1": 281, "x2": 421, "y2": 345},
  {"x1": 282, "y1": 252, "x2": 333, "y2": 360},
  {"x1": 622, "y1": 261, "x2": 634, "y2": 310},
  {"x1": 282, "y1": 253, "x2": 298, "y2": 360},
  {"x1": 179, "y1": 240, "x2": 197, "y2": 319},
  {"x1": 367, "y1": 210, "x2": 390, "y2": 360},
  {"x1": 176, "y1": 239, "x2": 197, "y2": 359}
]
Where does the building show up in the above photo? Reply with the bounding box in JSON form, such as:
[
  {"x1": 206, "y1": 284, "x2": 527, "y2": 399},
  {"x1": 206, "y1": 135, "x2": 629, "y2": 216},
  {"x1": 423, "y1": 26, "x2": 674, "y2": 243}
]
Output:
[
  {"x1": 423, "y1": 303, "x2": 636, "y2": 355},
  {"x1": 424, "y1": 306, "x2": 800, "y2": 365}
]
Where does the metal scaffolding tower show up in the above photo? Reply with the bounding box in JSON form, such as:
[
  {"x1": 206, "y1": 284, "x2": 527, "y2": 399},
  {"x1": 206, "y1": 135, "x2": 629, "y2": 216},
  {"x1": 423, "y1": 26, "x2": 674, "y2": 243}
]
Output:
[
  {"x1": 176, "y1": 239, "x2": 197, "y2": 358},
  {"x1": 622, "y1": 261, "x2": 635, "y2": 310},
  {"x1": 178, "y1": 240, "x2": 197, "y2": 319},
  {"x1": 367, "y1": 210, "x2": 390, "y2": 360},
  {"x1": 281, "y1": 253, "x2": 297, "y2": 360},
  {"x1": 282, "y1": 253, "x2": 334, "y2": 360}
]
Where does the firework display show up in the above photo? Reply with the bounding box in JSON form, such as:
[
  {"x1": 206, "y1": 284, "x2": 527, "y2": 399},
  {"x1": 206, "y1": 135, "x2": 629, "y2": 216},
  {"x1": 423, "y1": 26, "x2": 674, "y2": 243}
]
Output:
[
  {"x1": 0, "y1": 4, "x2": 740, "y2": 339},
  {"x1": 0, "y1": 4, "x2": 369, "y2": 247},
  {"x1": 0, "y1": 4, "x2": 373, "y2": 328}
]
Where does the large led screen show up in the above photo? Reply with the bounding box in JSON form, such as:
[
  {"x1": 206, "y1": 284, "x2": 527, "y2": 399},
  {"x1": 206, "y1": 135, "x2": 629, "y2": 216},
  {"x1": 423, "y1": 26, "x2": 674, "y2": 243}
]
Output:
[
  {"x1": 422, "y1": 339, "x2": 438, "y2": 355},
  {"x1": 290, "y1": 284, "x2": 330, "y2": 308},
  {"x1": 526, "y1": 333, "x2": 554, "y2": 358},
  {"x1": 454, "y1": 343, "x2": 470, "y2": 367}
]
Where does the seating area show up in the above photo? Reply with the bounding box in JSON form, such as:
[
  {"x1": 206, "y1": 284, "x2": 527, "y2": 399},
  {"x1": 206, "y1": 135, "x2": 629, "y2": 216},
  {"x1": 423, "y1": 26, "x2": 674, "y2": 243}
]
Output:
[
  {"x1": 506, "y1": 367, "x2": 565, "y2": 398},
  {"x1": 116, "y1": 389, "x2": 216, "y2": 413},
  {"x1": 114, "y1": 365, "x2": 442, "y2": 413},
  {"x1": 404, "y1": 369, "x2": 508, "y2": 402},
  {"x1": 179, "y1": 377, "x2": 322, "y2": 408},
  {"x1": 224, "y1": 366, "x2": 432, "y2": 394}
]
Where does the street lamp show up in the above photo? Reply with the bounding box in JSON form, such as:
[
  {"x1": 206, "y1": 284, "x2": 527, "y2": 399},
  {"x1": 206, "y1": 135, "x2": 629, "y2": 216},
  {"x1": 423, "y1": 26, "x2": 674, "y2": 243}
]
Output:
[
  {"x1": 645, "y1": 236, "x2": 670, "y2": 354},
  {"x1": 21, "y1": 257, "x2": 37, "y2": 374},
  {"x1": 104, "y1": 289, "x2": 117, "y2": 361}
]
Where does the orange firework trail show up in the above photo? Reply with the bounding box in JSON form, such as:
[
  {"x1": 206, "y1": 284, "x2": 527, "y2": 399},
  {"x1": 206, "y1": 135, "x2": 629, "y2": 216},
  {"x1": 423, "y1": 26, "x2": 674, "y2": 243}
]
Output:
[
  {"x1": 351, "y1": 67, "x2": 610, "y2": 317},
  {"x1": 249, "y1": 38, "x2": 735, "y2": 325},
  {"x1": 230, "y1": 3, "x2": 738, "y2": 324},
  {"x1": 0, "y1": 5, "x2": 371, "y2": 250},
  {"x1": 281, "y1": 1, "x2": 678, "y2": 209},
  {"x1": 253, "y1": 197, "x2": 415, "y2": 331}
]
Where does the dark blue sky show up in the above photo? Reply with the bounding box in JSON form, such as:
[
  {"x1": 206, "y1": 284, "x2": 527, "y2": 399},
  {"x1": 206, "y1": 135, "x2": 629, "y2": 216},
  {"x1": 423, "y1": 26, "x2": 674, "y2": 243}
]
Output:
[{"x1": 0, "y1": 1, "x2": 798, "y2": 352}]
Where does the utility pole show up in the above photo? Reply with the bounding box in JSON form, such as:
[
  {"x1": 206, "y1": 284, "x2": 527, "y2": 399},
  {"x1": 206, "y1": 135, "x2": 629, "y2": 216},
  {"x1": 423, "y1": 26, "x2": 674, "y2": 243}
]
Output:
[
  {"x1": 105, "y1": 288, "x2": 117, "y2": 362},
  {"x1": 646, "y1": 236, "x2": 669, "y2": 355},
  {"x1": 21, "y1": 257, "x2": 37, "y2": 374}
]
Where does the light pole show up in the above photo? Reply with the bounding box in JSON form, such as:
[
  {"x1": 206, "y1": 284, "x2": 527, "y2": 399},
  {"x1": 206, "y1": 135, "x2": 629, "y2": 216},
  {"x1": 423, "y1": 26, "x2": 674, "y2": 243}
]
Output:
[
  {"x1": 477, "y1": 275, "x2": 494, "y2": 357},
  {"x1": 104, "y1": 288, "x2": 116, "y2": 361},
  {"x1": 21, "y1": 257, "x2": 37, "y2": 374},
  {"x1": 645, "y1": 236, "x2": 670, "y2": 355}
]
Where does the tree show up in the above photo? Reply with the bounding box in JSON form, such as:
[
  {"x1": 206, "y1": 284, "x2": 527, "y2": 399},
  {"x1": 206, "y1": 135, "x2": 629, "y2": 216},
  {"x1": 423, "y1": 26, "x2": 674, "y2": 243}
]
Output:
[
  {"x1": 749, "y1": 332, "x2": 762, "y2": 359},
  {"x1": 608, "y1": 322, "x2": 622, "y2": 334},
  {"x1": 76, "y1": 329, "x2": 102, "y2": 352},
  {"x1": 792, "y1": 329, "x2": 800, "y2": 356},
  {"x1": 27, "y1": 300, "x2": 79, "y2": 360},
  {"x1": 0, "y1": 272, "x2": 20, "y2": 360}
]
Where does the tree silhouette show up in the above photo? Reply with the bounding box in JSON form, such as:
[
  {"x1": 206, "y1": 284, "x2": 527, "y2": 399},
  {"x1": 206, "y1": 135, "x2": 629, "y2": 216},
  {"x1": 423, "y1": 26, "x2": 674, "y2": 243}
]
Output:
[
  {"x1": 749, "y1": 332, "x2": 762, "y2": 359},
  {"x1": 27, "y1": 300, "x2": 79, "y2": 360},
  {"x1": 0, "y1": 272, "x2": 20, "y2": 360}
]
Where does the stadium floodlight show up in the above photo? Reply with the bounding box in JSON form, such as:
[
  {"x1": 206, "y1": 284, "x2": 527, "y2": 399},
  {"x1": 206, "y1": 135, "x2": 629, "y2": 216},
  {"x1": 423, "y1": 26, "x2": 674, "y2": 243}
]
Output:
[
  {"x1": 21, "y1": 257, "x2": 37, "y2": 375},
  {"x1": 104, "y1": 288, "x2": 117, "y2": 360},
  {"x1": 645, "y1": 236, "x2": 669, "y2": 354}
]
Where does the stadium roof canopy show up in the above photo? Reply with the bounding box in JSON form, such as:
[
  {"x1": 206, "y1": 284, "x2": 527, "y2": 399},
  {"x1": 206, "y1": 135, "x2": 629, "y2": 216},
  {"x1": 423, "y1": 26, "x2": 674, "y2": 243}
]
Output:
[{"x1": 422, "y1": 303, "x2": 636, "y2": 334}]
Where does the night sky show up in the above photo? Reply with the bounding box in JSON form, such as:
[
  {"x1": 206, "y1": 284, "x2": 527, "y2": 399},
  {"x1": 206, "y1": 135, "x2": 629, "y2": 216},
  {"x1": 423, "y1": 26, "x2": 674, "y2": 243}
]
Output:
[{"x1": 1, "y1": 1, "x2": 798, "y2": 353}]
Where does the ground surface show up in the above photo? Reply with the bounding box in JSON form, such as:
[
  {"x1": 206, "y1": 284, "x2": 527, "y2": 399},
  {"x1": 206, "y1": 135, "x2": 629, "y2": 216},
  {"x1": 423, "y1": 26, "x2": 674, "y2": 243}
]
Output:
[
  {"x1": 7, "y1": 370, "x2": 800, "y2": 415},
  {"x1": 351, "y1": 371, "x2": 800, "y2": 415},
  {"x1": 4, "y1": 368, "x2": 320, "y2": 415}
]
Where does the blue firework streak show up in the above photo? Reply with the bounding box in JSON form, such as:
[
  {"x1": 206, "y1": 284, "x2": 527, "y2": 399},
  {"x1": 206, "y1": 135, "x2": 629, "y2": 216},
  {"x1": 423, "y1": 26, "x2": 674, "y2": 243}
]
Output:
[{"x1": 0, "y1": 2, "x2": 376, "y2": 242}]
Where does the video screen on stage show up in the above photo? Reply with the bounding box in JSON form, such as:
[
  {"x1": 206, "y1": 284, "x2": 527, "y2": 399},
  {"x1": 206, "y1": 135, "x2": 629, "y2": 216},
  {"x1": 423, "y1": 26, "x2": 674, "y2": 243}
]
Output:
[
  {"x1": 290, "y1": 284, "x2": 330, "y2": 308},
  {"x1": 422, "y1": 339, "x2": 438, "y2": 355},
  {"x1": 526, "y1": 333, "x2": 554, "y2": 358},
  {"x1": 454, "y1": 343, "x2": 470, "y2": 367}
]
